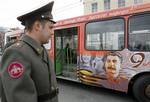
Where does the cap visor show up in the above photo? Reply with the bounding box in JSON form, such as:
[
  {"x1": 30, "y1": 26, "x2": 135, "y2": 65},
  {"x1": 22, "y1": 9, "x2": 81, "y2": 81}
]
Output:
[{"x1": 49, "y1": 19, "x2": 56, "y2": 24}]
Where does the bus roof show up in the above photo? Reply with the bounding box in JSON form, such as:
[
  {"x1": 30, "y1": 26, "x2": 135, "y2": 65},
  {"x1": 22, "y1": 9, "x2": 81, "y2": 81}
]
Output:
[
  {"x1": 55, "y1": 3, "x2": 150, "y2": 27},
  {"x1": 5, "y1": 29, "x2": 24, "y2": 36}
]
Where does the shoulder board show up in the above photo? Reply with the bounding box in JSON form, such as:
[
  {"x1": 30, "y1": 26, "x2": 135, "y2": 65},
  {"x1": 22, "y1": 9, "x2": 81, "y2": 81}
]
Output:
[{"x1": 11, "y1": 41, "x2": 24, "y2": 48}]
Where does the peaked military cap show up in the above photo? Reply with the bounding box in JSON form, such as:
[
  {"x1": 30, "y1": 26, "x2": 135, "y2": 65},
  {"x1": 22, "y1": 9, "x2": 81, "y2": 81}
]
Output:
[{"x1": 17, "y1": 1, "x2": 56, "y2": 25}]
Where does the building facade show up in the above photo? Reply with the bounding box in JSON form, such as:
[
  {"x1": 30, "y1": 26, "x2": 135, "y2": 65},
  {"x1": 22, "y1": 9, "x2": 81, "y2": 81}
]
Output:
[{"x1": 84, "y1": 0, "x2": 150, "y2": 14}]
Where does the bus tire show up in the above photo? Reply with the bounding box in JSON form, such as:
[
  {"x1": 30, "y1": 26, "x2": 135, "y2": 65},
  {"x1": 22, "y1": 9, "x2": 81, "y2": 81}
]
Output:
[{"x1": 132, "y1": 75, "x2": 150, "y2": 102}]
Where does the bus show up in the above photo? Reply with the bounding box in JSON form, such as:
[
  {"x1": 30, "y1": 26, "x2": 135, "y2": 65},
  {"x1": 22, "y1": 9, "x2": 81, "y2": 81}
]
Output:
[
  {"x1": 4, "y1": 29, "x2": 24, "y2": 46},
  {"x1": 49, "y1": 3, "x2": 150, "y2": 102},
  {"x1": 4, "y1": 29, "x2": 51, "y2": 51}
]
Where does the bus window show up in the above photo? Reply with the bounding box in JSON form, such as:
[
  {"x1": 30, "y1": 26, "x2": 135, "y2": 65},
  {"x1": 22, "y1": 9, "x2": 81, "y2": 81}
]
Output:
[
  {"x1": 85, "y1": 19, "x2": 124, "y2": 50},
  {"x1": 129, "y1": 13, "x2": 150, "y2": 51}
]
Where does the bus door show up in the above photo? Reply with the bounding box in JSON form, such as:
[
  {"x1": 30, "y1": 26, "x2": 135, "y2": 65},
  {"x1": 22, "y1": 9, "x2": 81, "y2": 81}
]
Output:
[
  {"x1": 54, "y1": 27, "x2": 78, "y2": 80},
  {"x1": 54, "y1": 31, "x2": 63, "y2": 75}
]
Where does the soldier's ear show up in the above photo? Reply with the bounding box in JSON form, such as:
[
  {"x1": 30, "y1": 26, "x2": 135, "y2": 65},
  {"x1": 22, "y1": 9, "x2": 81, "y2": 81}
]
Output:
[{"x1": 33, "y1": 20, "x2": 42, "y2": 31}]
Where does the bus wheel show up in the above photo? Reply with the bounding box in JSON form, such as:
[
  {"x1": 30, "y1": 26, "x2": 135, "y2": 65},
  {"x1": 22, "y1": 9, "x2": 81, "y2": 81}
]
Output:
[{"x1": 132, "y1": 75, "x2": 150, "y2": 102}]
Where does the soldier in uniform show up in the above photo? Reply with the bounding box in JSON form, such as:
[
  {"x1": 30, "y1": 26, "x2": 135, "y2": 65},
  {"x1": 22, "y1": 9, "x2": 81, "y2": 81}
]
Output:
[{"x1": 0, "y1": 1, "x2": 59, "y2": 102}]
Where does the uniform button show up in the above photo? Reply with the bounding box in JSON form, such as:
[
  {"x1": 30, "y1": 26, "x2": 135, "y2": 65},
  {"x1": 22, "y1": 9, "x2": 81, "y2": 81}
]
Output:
[{"x1": 37, "y1": 48, "x2": 41, "y2": 53}]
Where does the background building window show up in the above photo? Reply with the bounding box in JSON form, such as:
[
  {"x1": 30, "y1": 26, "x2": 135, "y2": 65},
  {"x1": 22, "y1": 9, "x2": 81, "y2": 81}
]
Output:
[
  {"x1": 118, "y1": 0, "x2": 125, "y2": 8},
  {"x1": 134, "y1": 0, "x2": 143, "y2": 4},
  {"x1": 91, "y1": 2, "x2": 97, "y2": 13},
  {"x1": 104, "y1": 0, "x2": 110, "y2": 10}
]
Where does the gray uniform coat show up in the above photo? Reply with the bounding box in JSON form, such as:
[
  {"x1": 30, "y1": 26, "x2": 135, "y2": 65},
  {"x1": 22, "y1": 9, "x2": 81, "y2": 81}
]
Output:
[{"x1": 0, "y1": 35, "x2": 58, "y2": 102}]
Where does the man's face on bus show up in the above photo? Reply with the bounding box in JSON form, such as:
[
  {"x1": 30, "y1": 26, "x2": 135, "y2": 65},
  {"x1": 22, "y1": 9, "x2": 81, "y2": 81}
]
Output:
[{"x1": 105, "y1": 55, "x2": 121, "y2": 79}]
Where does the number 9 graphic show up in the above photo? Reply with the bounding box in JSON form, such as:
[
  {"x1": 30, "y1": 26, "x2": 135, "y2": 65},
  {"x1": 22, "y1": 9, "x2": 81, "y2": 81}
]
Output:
[{"x1": 130, "y1": 53, "x2": 145, "y2": 68}]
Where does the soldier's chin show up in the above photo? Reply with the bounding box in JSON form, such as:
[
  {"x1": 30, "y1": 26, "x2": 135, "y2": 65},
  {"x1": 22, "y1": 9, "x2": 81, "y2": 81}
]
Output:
[{"x1": 43, "y1": 40, "x2": 49, "y2": 44}]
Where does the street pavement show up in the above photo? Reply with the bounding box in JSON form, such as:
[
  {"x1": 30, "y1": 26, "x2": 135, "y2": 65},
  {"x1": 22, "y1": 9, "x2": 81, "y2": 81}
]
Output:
[{"x1": 58, "y1": 79, "x2": 136, "y2": 102}]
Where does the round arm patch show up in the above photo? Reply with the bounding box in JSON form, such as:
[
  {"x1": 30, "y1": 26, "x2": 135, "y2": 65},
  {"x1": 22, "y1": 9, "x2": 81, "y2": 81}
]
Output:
[{"x1": 7, "y1": 62, "x2": 25, "y2": 78}]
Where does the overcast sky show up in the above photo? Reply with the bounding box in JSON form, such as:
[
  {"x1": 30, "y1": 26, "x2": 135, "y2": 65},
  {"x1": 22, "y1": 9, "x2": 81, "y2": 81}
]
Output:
[{"x1": 0, "y1": 0, "x2": 83, "y2": 28}]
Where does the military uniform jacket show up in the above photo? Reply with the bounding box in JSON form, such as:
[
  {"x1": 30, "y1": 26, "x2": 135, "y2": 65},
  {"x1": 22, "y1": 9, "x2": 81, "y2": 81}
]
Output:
[{"x1": 0, "y1": 35, "x2": 58, "y2": 102}]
